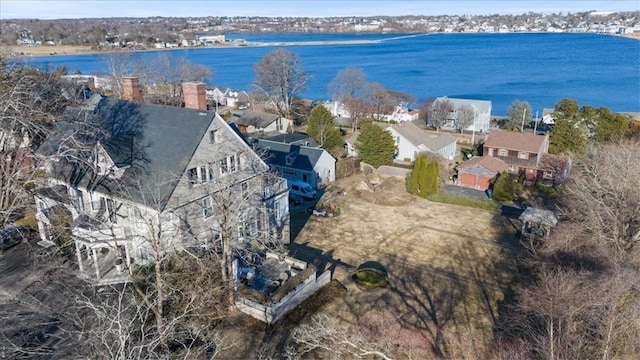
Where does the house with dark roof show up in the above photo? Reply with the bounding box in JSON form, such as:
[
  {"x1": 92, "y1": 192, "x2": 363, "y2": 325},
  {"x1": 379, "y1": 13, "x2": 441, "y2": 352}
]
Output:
[
  {"x1": 232, "y1": 110, "x2": 292, "y2": 136},
  {"x1": 483, "y1": 131, "x2": 550, "y2": 181},
  {"x1": 262, "y1": 133, "x2": 320, "y2": 148},
  {"x1": 379, "y1": 121, "x2": 458, "y2": 161},
  {"x1": 34, "y1": 80, "x2": 290, "y2": 285},
  {"x1": 253, "y1": 139, "x2": 336, "y2": 189}
]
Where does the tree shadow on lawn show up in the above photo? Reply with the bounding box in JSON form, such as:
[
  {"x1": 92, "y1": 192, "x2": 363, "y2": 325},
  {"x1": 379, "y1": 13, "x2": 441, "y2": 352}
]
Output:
[{"x1": 376, "y1": 232, "x2": 521, "y2": 358}]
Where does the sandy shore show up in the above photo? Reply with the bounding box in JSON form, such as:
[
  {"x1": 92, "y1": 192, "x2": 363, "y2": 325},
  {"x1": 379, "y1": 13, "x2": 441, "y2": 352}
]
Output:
[{"x1": 2, "y1": 32, "x2": 637, "y2": 59}]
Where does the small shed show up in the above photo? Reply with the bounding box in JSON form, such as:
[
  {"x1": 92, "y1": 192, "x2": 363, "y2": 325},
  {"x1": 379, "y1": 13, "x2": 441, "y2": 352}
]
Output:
[{"x1": 519, "y1": 207, "x2": 558, "y2": 239}]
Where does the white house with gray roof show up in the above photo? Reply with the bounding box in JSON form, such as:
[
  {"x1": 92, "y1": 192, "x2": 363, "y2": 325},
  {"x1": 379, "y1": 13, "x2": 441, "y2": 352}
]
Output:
[
  {"x1": 380, "y1": 121, "x2": 458, "y2": 162},
  {"x1": 34, "y1": 81, "x2": 290, "y2": 286},
  {"x1": 433, "y1": 97, "x2": 492, "y2": 133},
  {"x1": 253, "y1": 139, "x2": 336, "y2": 189}
]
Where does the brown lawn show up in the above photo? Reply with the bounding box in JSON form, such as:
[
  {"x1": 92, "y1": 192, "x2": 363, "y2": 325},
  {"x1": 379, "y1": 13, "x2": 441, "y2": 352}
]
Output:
[{"x1": 283, "y1": 174, "x2": 520, "y2": 358}]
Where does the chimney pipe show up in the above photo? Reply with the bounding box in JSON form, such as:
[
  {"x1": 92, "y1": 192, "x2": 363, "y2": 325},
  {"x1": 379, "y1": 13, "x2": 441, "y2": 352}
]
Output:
[
  {"x1": 122, "y1": 77, "x2": 144, "y2": 102},
  {"x1": 183, "y1": 82, "x2": 207, "y2": 111}
]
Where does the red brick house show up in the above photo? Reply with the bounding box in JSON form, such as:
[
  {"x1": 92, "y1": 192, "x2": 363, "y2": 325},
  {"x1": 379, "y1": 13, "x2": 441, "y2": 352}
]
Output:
[{"x1": 483, "y1": 131, "x2": 550, "y2": 181}]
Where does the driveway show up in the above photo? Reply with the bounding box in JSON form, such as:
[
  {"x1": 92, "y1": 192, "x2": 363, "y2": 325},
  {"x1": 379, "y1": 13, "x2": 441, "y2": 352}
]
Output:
[{"x1": 442, "y1": 184, "x2": 493, "y2": 202}]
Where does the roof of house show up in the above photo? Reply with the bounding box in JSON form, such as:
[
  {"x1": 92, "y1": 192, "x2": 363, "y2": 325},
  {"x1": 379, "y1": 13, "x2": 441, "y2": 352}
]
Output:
[
  {"x1": 436, "y1": 97, "x2": 492, "y2": 113},
  {"x1": 263, "y1": 133, "x2": 320, "y2": 147},
  {"x1": 456, "y1": 156, "x2": 508, "y2": 174},
  {"x1": 519, "y1": 207, "x2": 558, "y2": 227},
  {"x1": 484, "y1": 131, "x2": 547, "y2": 153},
  {"x1": 379, "y1": 121, "x2": 457, "y2": 152},
  {"x1": 38, "y1": 95, "x2": 217, "y2": 209},
  {"x1": 253, "y1": 139, "x2": 333, "y2": 172},
  {"x1": 233, "y1": 110, "x2": 280, "y2": 128}
]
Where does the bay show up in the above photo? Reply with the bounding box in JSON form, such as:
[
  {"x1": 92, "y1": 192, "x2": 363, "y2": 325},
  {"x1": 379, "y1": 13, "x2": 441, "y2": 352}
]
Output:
[{"x1": 20, "y1": 33, "x2": 640, "y2": 116}]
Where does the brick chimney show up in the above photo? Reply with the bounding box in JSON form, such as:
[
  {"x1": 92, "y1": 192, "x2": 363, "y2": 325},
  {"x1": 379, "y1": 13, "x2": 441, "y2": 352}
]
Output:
[
  {"x1": 183, "y1": 82, "x2": 207, "y2": 111},
  {"x1": 122, "y1": 77, "x2": 144, "y2": 102}
]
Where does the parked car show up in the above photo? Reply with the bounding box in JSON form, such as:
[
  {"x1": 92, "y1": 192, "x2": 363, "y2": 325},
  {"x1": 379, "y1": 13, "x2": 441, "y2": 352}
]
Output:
[
  {"x1": 0, "y1": 226, "x2": 32, "y2": 252},
  {"x1": 287, "y1": 179, "x2": 316, "y2": 200}
]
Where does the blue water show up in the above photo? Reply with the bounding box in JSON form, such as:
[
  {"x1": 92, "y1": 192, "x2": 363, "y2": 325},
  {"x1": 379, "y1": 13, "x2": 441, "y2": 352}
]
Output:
[{"x1": 19, "y1": 33, "x2": 640, "y2": 115}]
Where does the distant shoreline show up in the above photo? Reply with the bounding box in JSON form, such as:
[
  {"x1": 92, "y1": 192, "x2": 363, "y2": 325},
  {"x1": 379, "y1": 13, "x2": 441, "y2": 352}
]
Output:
[{"x1": 3, "y1": 31, "x2": 638, "y2": 59}]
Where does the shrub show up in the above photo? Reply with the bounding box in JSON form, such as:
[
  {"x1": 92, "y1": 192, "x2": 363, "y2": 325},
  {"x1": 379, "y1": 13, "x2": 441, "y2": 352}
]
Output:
[
  {"x1": 492, "y1": 171, "x2": 516, "y2": 202},
  {"x1": 14, "y1": 213, "x2": 38, "y2": 230},
  {"x1": 406, "y1": 154, "x2": 439, "y2": 198}
]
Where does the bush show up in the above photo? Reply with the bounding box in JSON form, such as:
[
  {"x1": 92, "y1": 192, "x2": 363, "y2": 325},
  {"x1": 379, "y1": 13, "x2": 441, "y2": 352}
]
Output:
[
  {"x1": 14, "y1": 213, "x2": 38, "y2": 230},
  {"x1": 353, "y1": 261, "x2": 389, "y2": 288},
  {"x1": 492, "y1": 171, "x2": 516, "y2": 202},
  {"x1": 336, "y1": 157, "x2": 360, "y2": 179},
  {"x1": 406, "y1": 154, "x2": 439, "y2": 198}
]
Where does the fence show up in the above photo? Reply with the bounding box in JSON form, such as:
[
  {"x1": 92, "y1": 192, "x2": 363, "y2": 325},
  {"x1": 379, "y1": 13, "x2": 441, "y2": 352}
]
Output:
[
  {"x1": 361, "y1": 162, "x2": 412, "y2": 178},
  {"x1": 236, "y1": 270, "x2": 332, "y2": 323}
]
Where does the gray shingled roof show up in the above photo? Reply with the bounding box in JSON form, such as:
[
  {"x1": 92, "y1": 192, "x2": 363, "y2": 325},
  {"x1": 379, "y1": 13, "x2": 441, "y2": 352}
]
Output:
[
  {"x1": 233, "y1": 110, "x2": 279, "y2": 128},
  {"x1": 438, "y1": 97, "x2": 492, "y2": 114},
  {"x1": 379, "y1": 121, "x2": 456, "y2": 152},
  {"x1": 253, "y1": 139, "x2": 324, "y2": 172},
  {"x1": 38, "y1": 95, "x2": 216, "y2": 209},
  {"x1": 263, "y1": 133, "x2": 319, "y2": 147}
]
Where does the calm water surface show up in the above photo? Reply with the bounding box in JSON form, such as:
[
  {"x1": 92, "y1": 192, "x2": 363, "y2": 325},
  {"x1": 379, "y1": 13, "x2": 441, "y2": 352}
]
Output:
[{"x1": 22, "y1": 33, "x2": 640, "y2": 115}]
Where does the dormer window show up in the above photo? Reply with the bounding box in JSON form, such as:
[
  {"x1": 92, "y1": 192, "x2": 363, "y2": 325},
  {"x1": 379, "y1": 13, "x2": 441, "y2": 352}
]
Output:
[
  {"x1": 518, "y1": 151, "x2": 528, "y2": 159},
  {"x1": 498, "y1": 148, "x2": 508, "y2": 157}
]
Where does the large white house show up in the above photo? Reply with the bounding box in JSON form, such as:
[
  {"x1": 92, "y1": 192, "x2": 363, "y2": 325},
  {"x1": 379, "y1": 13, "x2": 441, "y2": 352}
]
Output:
[
  {"x1": 34, "y1": 80, "x2": 290, "y2": 285},
  {"x1": 432, "y1": 97, "x2": 492, "y2": 133},
  {"x1": 381, "y1": 121, "x2": 458, "y2": 162}
]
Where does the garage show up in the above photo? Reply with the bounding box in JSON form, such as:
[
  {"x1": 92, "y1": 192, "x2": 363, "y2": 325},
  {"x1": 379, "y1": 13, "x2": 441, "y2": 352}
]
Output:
[{"x1": 455, "y1": 156, "x2": 508, "y2": 190}]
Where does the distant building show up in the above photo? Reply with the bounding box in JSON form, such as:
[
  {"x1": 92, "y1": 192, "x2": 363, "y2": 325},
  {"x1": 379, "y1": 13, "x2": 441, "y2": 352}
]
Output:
[{"x1": 432, "y1": 97, "x2": 492, "y2": 133}]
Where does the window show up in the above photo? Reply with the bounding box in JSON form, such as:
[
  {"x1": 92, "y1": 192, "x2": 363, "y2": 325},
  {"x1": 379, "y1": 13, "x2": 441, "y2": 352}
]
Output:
[
  {"x1": 209, "y1": 130, "x2": 217, "y2": 144},
  {"x1": 188, "y1": 168, "x2": 198, "y2": 185},
  {"x1": 396, "y1": 136, "x2": 400, "y2": 144},
  {"x1": 518, "y1": 151, "x2": 528, "y2": 159},
  {"x1": 241, "y1": 181, "x2": 249, "y2": 192},
  {"x1": 90, "y1": 193, "x2": 104, "y2": 211},
  {"x1": 107, "y1": 199, "x2": 117, "y2": 223},
  {"x1": 507, "y1": 166, "x2": 518, "y2": 174},
  {"x1": 229, "y1": 154, "x2": 238, "y2": 172},
  {"x1": 202, "y1": 197, "x2": 213, "y2": 218},
  {"x1": 189, "y1": 165, "x2": 214, "y2": 185},
  {"x1": 543, "y1": 171, "x2": 555, "y2": 179},
  {"x1": 498, "y1": 148, "x2": 508, "y2": 157},
  {"x1": 219, "y1": 159, "x2": 228, "y2": 174}
]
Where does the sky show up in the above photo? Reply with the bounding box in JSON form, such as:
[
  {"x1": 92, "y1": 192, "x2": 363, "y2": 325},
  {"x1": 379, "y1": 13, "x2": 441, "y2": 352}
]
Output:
[{"x1": 1, "y1": 0, "x2": 638, "y2": 19}]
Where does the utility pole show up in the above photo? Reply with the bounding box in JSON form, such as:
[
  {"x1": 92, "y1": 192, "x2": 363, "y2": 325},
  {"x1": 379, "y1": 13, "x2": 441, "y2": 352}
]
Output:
[
  {"x1": 533, "y1": 110, "x2": 539, "y2": 134},
  {"x1": 520, "y1": 108, "x2": 527, "y2": 132}
]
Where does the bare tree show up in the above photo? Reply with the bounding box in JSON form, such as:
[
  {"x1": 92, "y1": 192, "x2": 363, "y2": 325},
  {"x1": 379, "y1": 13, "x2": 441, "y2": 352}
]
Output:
[
  {"x1": 0, "y1": 60, "x2": 72, "y2": 225},
  {"x1": 253, "y1": 49, "x2": 310, "y2": 119},
  {"x1": 456, "y1": 104, "x2": 476, "y2": 134},
  {"x1": 561, "y1": 139, "x2": 640, "y2": 252},
  {"x1": 424, "y1": 98, "x2": 453, "y2": 132},
  {"x1": 328, "y1": 67, "x2": 367, "y2": 130},
  {"x1": 285, "y1": 314, "x2": 393, "y2": 360}
]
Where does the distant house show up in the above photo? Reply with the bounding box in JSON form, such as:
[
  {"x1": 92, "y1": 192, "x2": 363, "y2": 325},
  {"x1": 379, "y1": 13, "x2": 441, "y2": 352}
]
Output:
[
  {"x1": 455, "y1": 156, "x2": 508, "y2": 190},
  {"x1": 263, "y1": 133, "x2": 320, "y2": 148},
  {"x1": 432, "y1": 97, "x2": 492, "y2": 133},
  {"x1": 483, "y1": 131, "x2": 550, "y2": 181},
  {"x1": 232, "y1": 110, "x2": 292, "y2": 136},
  {"x1": 380, "y1": 121, "x2": 458, "y2": 162},
  {"x1": 253, "y1": 139, "x2": 336, "y2": 188},
  {"x1": 541, "y1": 108, "x2": 556, "y2": 124}
]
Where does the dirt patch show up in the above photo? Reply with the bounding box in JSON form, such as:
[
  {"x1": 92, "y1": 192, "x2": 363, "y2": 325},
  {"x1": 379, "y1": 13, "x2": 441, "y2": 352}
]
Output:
[{"x1": 286, "y1": 173, "x2": 519, "y2": 357}]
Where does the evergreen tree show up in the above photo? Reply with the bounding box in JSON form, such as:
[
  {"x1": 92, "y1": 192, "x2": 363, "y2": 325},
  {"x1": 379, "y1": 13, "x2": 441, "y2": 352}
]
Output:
[
  {"x1": 426, "y1": 158, "x2": 440, "y2": 195},
  {"x1": 354, "y1": 121, "x2": 396, "y2": 168},
  {"x1": 406, "y1": 154, "x2": 439, "y2": 198},
  {"x1": 592, "y1": 107, "x2": 629, "y2": 143},
  {"x1": 549, "y1": 118, "x2": 587, "y2": 154},
  {"x1": 492, "y1": 171, "x2": 515, "y2": 202},
  {"x1": 307, "y1": 105, "x2": 343, "y2": 150}
]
